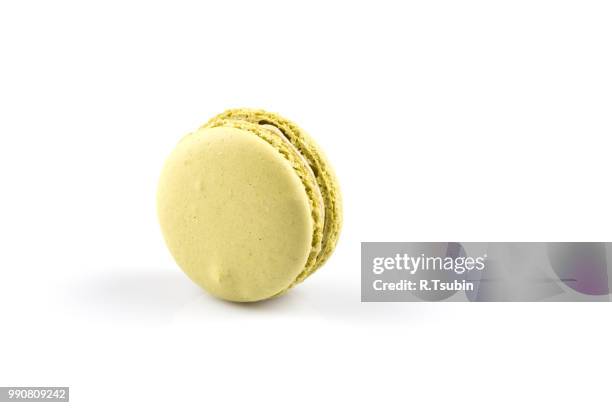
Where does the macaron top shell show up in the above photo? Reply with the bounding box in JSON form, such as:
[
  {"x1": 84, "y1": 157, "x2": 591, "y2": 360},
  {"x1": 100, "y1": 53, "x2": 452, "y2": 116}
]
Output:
[
  {"x1": 158, "y1": 108, "x2": 342, "y2": 302},
  {"x1": 157, "y1": 126, "x2": 317, "y2": 302}
]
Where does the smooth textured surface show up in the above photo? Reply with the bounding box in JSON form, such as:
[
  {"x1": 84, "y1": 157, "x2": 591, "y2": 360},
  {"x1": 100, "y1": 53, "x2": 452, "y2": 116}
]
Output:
[
  {"x1": 158, "y1": 110, "x2": 342, "y2": 302},
  {"x1": 158, "y1": 126, "x2": 316, "y2": 301}
]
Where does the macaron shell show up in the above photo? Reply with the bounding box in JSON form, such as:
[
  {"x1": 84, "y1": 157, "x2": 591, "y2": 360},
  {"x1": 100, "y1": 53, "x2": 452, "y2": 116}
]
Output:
[{"x1": 157, "y1": 126, "x2": 314, "y2": 302}]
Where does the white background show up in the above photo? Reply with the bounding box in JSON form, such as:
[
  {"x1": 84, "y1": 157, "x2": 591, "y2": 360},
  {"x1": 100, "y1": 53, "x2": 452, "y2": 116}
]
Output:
[{"x1": 1, "y1": 1, "x2": 610, "y2": 406}]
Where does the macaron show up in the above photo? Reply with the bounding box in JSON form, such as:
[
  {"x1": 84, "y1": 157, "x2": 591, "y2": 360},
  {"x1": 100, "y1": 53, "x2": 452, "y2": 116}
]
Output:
[{"x1": 157, "y1": 109, "x2": 342, "y2": 302}]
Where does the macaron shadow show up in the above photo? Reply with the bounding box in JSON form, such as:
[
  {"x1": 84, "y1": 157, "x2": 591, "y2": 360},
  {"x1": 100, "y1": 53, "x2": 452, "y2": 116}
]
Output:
[
  {"x1": 73, "y1": 268, "x2": 439, "y2": 325},
  {"x1": 71, "y1": 268, "x2": 202, "y2": 323}
]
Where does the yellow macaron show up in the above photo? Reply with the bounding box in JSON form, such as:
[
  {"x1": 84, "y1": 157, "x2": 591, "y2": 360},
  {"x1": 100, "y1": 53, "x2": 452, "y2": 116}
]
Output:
[{"x1": 157, "y1": 109, "x2": 342, "y2": 302}]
